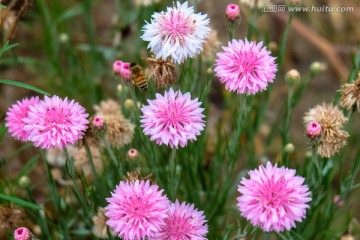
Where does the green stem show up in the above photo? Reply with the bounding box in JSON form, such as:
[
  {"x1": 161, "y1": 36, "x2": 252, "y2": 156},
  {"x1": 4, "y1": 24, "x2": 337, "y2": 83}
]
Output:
[
  {"x1": 168, "y1": 148, "x2": 177, "y2": 200},
  {"x1": 311, "y1": 145, "x2": 322, "y2": 182},
  {"x1": 278, "y1": 12, "x2": 294, "y2": 73}
]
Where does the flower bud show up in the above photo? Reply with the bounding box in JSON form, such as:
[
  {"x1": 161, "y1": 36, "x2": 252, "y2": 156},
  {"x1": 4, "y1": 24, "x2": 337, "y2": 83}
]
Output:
[
  {"x1": 92, "y1": 117, "x2": 104, "y2": 130},
  {"x1": 124, "y1": 99, "x2": 135, "y2": 110},
  {"x1": 127, "y1": 148, "x2": 138, "y2": 160},
  {"x1": 334, "y1": 195, "x2": 344, "y2": 207},
  {"x1": 14, "y1": 227, "x2": 31, "y2": 240},
  {"x1": 285, "y1": 69, "x2": 301, "y2": 86},
  {"x1": 117, "y1": 84, "x2": 123, "y2": 93},
  {"x1": 310, "y1": 61, "x2": 327, "y2": 74},
  {"x1": 284, "y1": 143, "x2": 295, "y2": 154},
  {"x1": 225, "y1": 4, "x2": 240, "y2": 22},
  {"x1": 18, "y1": 176, "x2": 30, "y2": 188},
  {"x1": 306, "y1": 121, "x2": 321, "y2": 139},
  {"x1": 305, "y1": 151, "x2": 312, "y2": 160},
  {"x1": 58, "y1": 33, "x2": 69, "y2": 43},
  {"x1": 113, "y1": 60, "x2": 132, "y2": 81},
  {"x1": 225, "y1": 4, "x2": 241, "y2": 29}
]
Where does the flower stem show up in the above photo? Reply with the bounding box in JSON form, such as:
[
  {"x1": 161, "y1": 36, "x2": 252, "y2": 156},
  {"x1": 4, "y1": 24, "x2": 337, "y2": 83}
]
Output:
[
  {"x1": 311, "y1": 145, "x2": 322, "y2": 182},
  {"x1": 168, "y1": 148, "x2": 177, "y2": 200}
]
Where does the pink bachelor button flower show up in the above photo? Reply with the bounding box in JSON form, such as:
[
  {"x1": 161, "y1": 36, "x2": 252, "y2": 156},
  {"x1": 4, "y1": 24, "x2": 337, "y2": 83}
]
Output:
[
  {"x1": 105, "y1": 180, "x2": 170, "y2": 240},
  {"x1": 306, "y1": 121, "x2": 321, "y2": 139},
  {"x1": 128, "y1": 148, "x2": 139, "y2": 159},
  {"x1": 23, "y1": 95, "x2": 89, "y2": 149},
  {"x1": 140, "y1": 88, "x2": 205, "y2": 148},
  {"x1": 6, "y1": 96, "x2": 40, "y2": 141},
  {"x1": 237, "y1": 161, "x2": 311, "y2": 232},
  {"x1": 153, "y1": 200, "x2": 208, "y2": 240},
  {"x1": 226, "y1": 4, "x2": 240, "y2": 22},
  {"x1": 113, "y1": 60, "x2": 132, "y2": 81},
  {"x1": 14, "y1": 227, "x2": 31, "y2": 240},
  {"x1": 141, "y1": 1, "x2": 210, "y2": 64},
  {"x1": 92, "y1": 116, "x2": 104, "y2": 129},
  {"x1": 214, "y1": 39, "x2": 277, "y2": 94}
]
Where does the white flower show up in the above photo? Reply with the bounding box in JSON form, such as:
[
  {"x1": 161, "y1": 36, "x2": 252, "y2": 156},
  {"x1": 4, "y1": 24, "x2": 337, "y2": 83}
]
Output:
[{"x1": 141, "y1": 1, "x2": 210, "y2": 64}]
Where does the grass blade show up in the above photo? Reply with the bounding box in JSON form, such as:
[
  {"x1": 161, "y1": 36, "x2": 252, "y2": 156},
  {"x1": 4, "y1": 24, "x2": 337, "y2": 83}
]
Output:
[{"x1": 0, "y1": 79, "x2": 50, "y2": 96}]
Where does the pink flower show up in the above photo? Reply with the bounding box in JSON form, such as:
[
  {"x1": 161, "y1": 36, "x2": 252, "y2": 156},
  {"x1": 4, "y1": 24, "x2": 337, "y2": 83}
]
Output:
[
  {"x1": 214, "y1": 39, "x2": 277, "y2": 94},
  {"x1": 14, "y1": 227, "x2": 31, "y2": 240},
  {"x1": 5, "y1": 96, "x2": 40, "y2": 141},
  {"x1": 153, "y1": 200, "x2": 208, "y2": 239},
  {"x1": 141, "y1": 1, "x2": 210, "y2": 64},
  {"x1": 113, "y1": 60, "x2": 132, "y2": 81},
  {"x1": 23, "y1": 95, "x2": 89, "y2": 149},
  {"x1": 333, "y1": 195, "x2": 344, "y2": 207},
  {"x1": 140, "y1": 88, "x2": 205, "y2": 148},
  {"x1": 105, "y1": 180, "x2": 170, "y2": 240},
  {"x1": 128, "y1": 148, "x2": 138, "y2": 159},
  {"x1": 237, "y1": 161, "x2": 311, "y2": 232},
  {"x1": 93, "y1": 116, "x2": 104, "y2": 129},
  {"x1": 306, "y1": 121, "x2": 321, "y2": 139},
  {"x1": 226, "y1": 4, "x2": 240, "y2": 21}
]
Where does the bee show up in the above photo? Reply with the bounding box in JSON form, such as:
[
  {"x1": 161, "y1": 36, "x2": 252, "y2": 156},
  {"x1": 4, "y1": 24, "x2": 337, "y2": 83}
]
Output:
[{"x1": 130, "y1": 62, "x2": 148, "y2": 91}]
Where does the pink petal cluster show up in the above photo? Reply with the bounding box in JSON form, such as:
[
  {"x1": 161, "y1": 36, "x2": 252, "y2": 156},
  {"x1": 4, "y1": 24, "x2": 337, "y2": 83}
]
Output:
[
  {"x1": 306, "y1": 121, "x2": 321, "y2": 139},
  {"x1": 105, "y1": 180, "x2": 170, "y2": 240},
  {"x1": 141, "y1": 1, "x2": 210, "y2": 64},
  {"x1": 6, "y1": 96, "x2": 40, "y2": 141},
  {"x1": 153, "y1": 200, "x2": 208, "y2": 240},
  {"x1": 93, "y1": 116, "x2": 104, "y2": 129},
  {"x1": 23, "y1": 95, "x2": 89, "y2": 149},
  {"x1": 14, "y1": 227, "x2": 31, "y2": 240},
  {"x1": 128, "y1": 148, "x2": 138, "y2": 159},
  {"x1": 225, "y1": 4, "x2": 240, "y2": 21},
  {"x1": 237, "y1": 161, "x2": 311, "y2": 232},
  {"x1": 214, "y1": 39, "x2": 277, "y2": 94},
  {"x1": 140, "y1": 88, "x2": 205, "y2": 148},
  {"x1": 113, "y1": 60, "x2": 132, "y2": 81}
]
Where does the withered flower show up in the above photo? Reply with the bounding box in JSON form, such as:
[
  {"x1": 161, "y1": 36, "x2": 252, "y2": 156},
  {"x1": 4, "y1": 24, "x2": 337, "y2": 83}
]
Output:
[
  {"x1": 94, "y1": 99, "x2": 121, "y2": 116},
  {"x1": 103, "y1": 114, "x2": 135, "y2": 148},
  {"x1": 0, "y1": 205, "x2": 24, "y2": 236},
  {"x1": 304, "y1": 103, "x2": 349, "y2": 158},
  {"x1": 146, "y1": 56, "x2": 177, "y2": 89},
  {"x1": 339, "y1": 72, "x2": 360, "y2": 112},
  {"x1": 201, "y1": 29, "x2": 221, "y2": 62},
  {"x1": 92, "y1": 207, "x2": 111, "y2": 239},
  {"x1": 69, "y1": 146, "x2": 103, "y2": 177}
]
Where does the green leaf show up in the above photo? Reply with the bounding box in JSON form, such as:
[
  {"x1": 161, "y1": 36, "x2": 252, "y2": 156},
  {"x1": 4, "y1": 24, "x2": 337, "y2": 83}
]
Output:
[
  {"x1": 0, "y1": 193, "x2": 42, "y2": 210},
  {"x1": 0, "y1": 79, "x2": 50, "y2": 96},
  {"x1": 0, "y1": 41, "x2": 18, "y2": 57},
  {"x1": 0, "y1": 125, "x2": 6, "y2": 143},
  {"x1": 56, "y1": 5, "x2": 83, "y2": 24},
  {"x1": 0, "y1": 4, "x2": 6, "y2": 8},
  {"x1": 16, "y1": 155, "x2": 39, "y2": 181}
]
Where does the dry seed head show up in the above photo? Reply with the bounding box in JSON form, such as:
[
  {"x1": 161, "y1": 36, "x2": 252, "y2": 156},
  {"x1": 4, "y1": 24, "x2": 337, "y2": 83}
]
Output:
[
  {"x1": 0, "y1": 205, "x2": 24, "y2": 236},
  {"x1": 202, "y1": 29, "x2": 221, "y2": 62},
  {"x1": 94, "y1": 99, "x2": 121, "y2": 116},
  {"x1": 92, "y1": 207, "x2": 111, "y2": 239},
  {"x1": 103, "y1": 114, "x2": 135, "y2": 148},
  {"x1": 339, "y1": 72, "x2": 360, "y2": 112},
  {"x1": 146, "y1": 56, "x2": 177, "y2": 89},
  {"x1": 304, "y1": 103, "x2": 349, "y2": 158}
]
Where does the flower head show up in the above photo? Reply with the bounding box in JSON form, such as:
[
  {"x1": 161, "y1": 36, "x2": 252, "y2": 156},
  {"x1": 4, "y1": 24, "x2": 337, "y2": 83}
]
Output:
[
  {"x1": 113, "y1": 60, "x2": 132, "y2": 81},
  {"x1": 141, "y1": 88, "x2": 205, "y2": 148},
  {"x1": 105, "y1": 180, "x2": 170, "y2": 240},
  {"x1": 214, "y1": 39, "x2": 277, "y2": 94},
  {"x1": 201, "y1": 29, "x2": 221, "y2": 62},
  {"x1": 237, "y1": 161, "x2": 311, "y2": 232},
  {"x1": 153, "y1": 200, "x2": 208, "y2": 239},
  {"x1": 23, "y1": 95, "x2": 89, "y2": 149},
  {"x1": 339, "y1": 72, "x2": 360, "y2": 112},
  {"x1": 304, "y1": 103, "x2": 349, "y2": 158},
  {"x1": 94, "y1": 99, "x2": 122, "y2": 116},
  {"x1": 14, "y1": 227, "x2": 31, "y2": 240},
  {"x1": 141, "y1": 1, "x2": 210, "y2": 64},
  {"x1": 6, "y1": 96, "x2": 40, "y2": 141},
  {"x1": 0, "y1": 205, "x2": 24, "y2": 236},
  {"x1": 93, "y1": 117, "x2": 104, "y2": 129},
  {"x1": 306, "y1": 121, "x2": 321, "y2": 139}
]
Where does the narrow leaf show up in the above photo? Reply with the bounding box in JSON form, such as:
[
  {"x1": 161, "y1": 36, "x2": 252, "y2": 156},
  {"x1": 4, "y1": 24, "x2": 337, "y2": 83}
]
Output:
[
  {"x1": 0, "y1": 193, "x2": 42, "y2": 210},
  {"x1": 0, "y1": 79, "x2": 50, "y2": 96}
]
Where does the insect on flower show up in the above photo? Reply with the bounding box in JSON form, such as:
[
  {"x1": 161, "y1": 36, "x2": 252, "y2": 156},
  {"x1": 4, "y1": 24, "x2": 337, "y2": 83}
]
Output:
[{"x1": 130, "y1": 62, "x2": 148, "y2": 91}]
